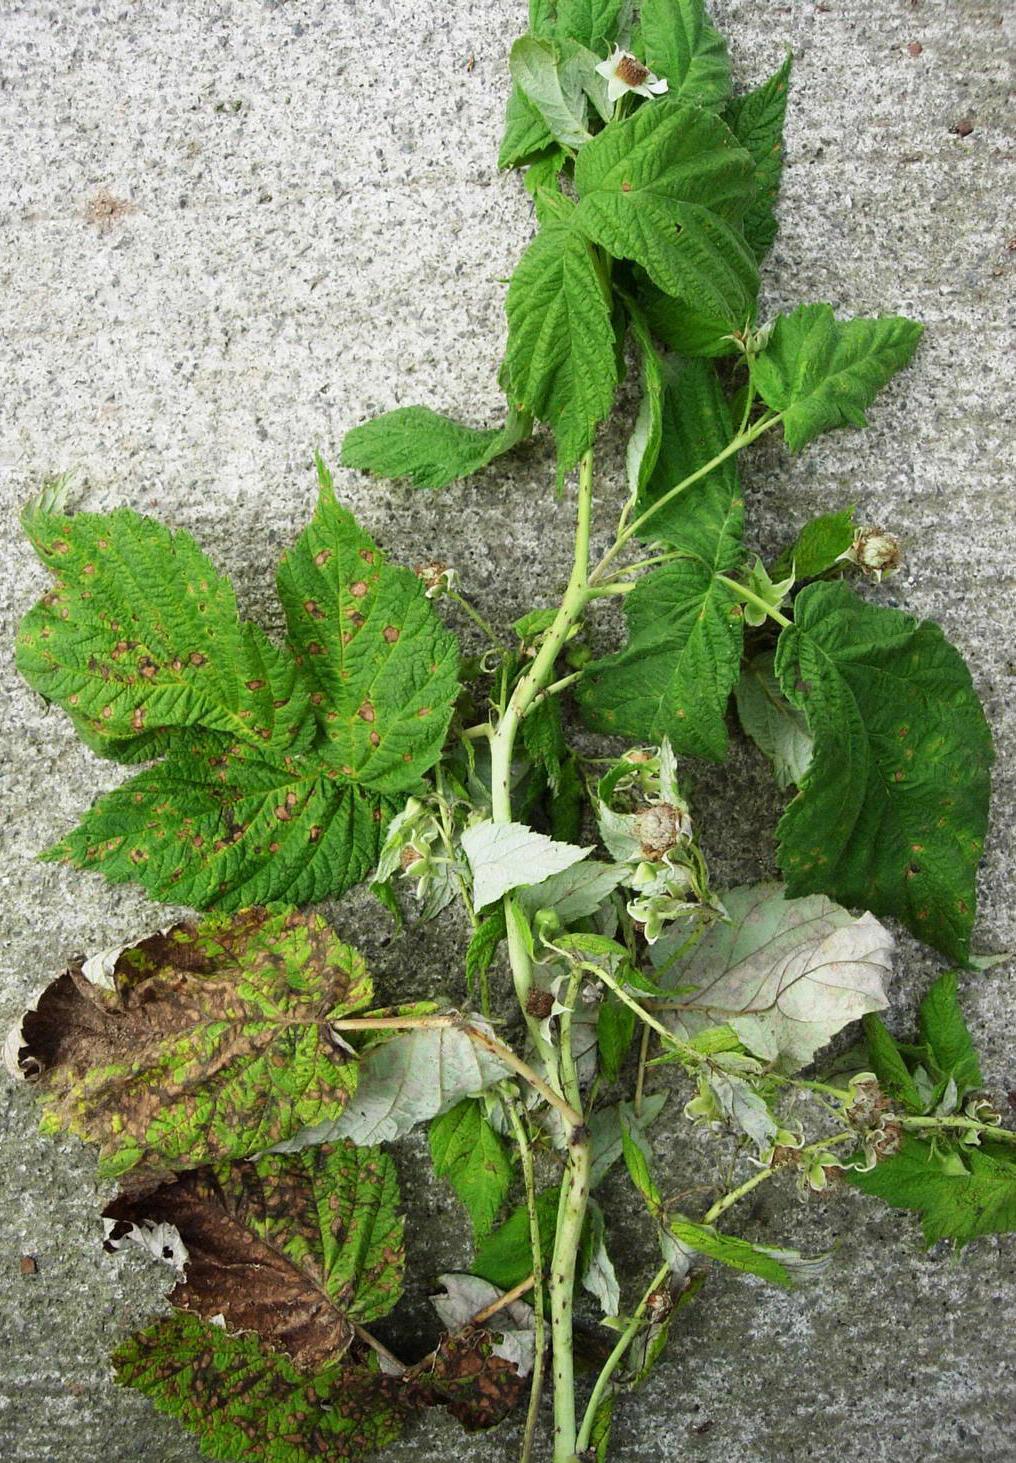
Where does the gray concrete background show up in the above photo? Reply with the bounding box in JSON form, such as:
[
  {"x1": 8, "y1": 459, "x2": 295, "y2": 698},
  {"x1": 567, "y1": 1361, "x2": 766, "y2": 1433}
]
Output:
[{"x1": 1, "y1": 0, "x2": 1013, "y2": 1459}]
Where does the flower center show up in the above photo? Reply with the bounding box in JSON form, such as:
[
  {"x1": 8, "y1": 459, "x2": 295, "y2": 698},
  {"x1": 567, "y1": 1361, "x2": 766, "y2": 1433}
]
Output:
[{"x1": 615, "y1": 54, "x2": 650, "y2": 87}]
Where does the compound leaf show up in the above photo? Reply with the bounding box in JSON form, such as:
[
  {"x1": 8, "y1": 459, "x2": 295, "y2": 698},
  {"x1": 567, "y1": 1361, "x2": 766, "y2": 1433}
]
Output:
[
  {"x1": 505, "y1": 207, "x2": 620, "y2": 473},
  {"x1": 775, "y1": 582, "x2": 993, "y2": 961},
  {"x1": 640, "y1": 0, "x2": 731, "y2": 107},
  {"x1": 104, "y1": 1142, "x2": 404, "y2": 1368},
  {"x1": 723, "y1": 54, "x2": 792, "y2": 261},
  {"x1": 276, "y1": 476, "x2": 460, "y2": 795},
  {"x1": 9, "y1": 909, "x2": 373, "y2": 1182},
  {"x1": 429, "y1": 1099, "x2": 514, "y2": 1239},
  {"x1": 752, "y1": 303, "x2": 924, "y2": 451},
  {"x1": 578, "y1": 360, "x2": 744, "y2": 760},
  {"x1": 340, "y1": 405, "x2": 531, "y2": 490}
]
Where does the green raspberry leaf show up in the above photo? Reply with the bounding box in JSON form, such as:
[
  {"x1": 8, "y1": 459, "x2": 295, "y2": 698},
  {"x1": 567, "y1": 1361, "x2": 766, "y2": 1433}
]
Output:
[
  {"x1": 276, "y1": 473, "x2": 460, "y2": 795},
  {"x1": 770, "y1": 506, "x2": 857, "y2": 582},
  {"x1": 510, "y1": 36, "x2": 592, "y2": 150},
  {"x1": 862, "y1": 1014, "x2": 925, "y2": 1113},
  {"x1": 597, "y1": 995, "x2": 637, "y2": 1082},
  {"x1": 918, "y1": 971, "x2": 983, "y2": 1094},
  {"x1": 735, "y1": 651, "x2": 814, "y2": 790},
  {"x1": 723, "y1": 54, "x2": 793, "y2": 261},
  {"x1": 340, "y1": 405, "x2": 532, "y2": 490},
  {"x1": 473, "y1": 1186, "x2": 566, "y2": 1290},
  {"x1": 505, "y1": 206, "x2": 620, "y2": 473},
  {"x1": 847, "y1": 1137, "x2": 1016, "y2": 1247},
  {"x1": 574, "y1": 102, "x2": 758, "y2": 347},
  {"x1": 553, "y1": 0, "x2": 626, "y2": 52},
  {"x1": 578, "y1": 360, "x2": 744, "y2": 761},
  {"x1": 115, "y1": 1311, "x2": 404, "y2": 1462},
  {"x1": 104, "y1": 1142, "x2": 404, "y2": 1366},
  {"x1": 640, "y1": 0, "x2": 731, "y2": 106},
  {"x1": 43, "y1": 731, "x2": 390, "y2": 910},
  {"x1": 9, "y1": 909, "x2": 373, "y2": 1181},
  {"x1": 17, "y1": 496, "x2": 314, "y2": 759},
  {"x1": 429, "y1": 1098, "x2": 514, "y2": 1240},
  {"x1": 499, "y1": 84, "x2": 556, "y2": 170},
  {"x1": 752, "y1": 303, "x2": 924, "y2": 451},
  {"x1": 774, "y1": 582, "x2": 993, "y2": 961},
  {"x1": 662, "y1": 1216, "x2": 796, "y2": 1286}
]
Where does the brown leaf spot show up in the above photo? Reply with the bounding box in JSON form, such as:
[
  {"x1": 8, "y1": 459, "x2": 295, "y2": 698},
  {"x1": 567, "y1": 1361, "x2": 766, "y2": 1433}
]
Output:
[
  {"x1": 382, "y1": 626, "x2": 400, "y2": 643},
  {"x1": 189, "y1": 652, "x2": 207, "y2": 667},
  {"x1": 309, "y1": 826, "x2": 322, "y2": 843},
  {"x1": 101, "y1": 705, "x2": 114, "y2": 720},
  {"x1": 359, "y1": 549, "x2": 375, "y2": 564},
  {"x1": 357, "y1": 701, "x2": 375, "y2": 722},
  {"x1": 307, "y1": 642, "x2": 325, "y2": 656},
  {"x1": 369, "y1": 731, "x2": 380, "y2": 747},
  {"x1": 303, "y1": 600, "x2": 325, "y2": 619},
  {"x1": 131, "y1": 707, "x2": 146, "y2": 731},
  {"x1": 139, "y1": 658, "x2": 158, "y2": 679},
  {"x1": 417, "y1": 706, "x2": 432, "y2": 717},
  {"x1": 350, "y1": 581, "x2": 368, "y2": 598},
  {"x1": 313, "y1": 548, "x2": 332, "y2": 567},
  {"x1": 275, "y1": 805, "x2": 292, "y2": 821}
]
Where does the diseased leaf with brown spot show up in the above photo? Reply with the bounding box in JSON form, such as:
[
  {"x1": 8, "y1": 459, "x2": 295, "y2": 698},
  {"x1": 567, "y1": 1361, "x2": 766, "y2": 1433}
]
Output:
[
  {"x1": 405, "y1": 1329, "x2": 527, "y2": 1432},
  {"x1": 42, "y1": 730, "x2": 392, "y2": 911},
  {"x1": 115, "y1": 1310, "x2": 406, "y2": 1462},
  {"x1": 276, "y1": 464, "x2": 461, "y2": 794},
  {"x1": 16, "y1": 475, "x2": 460, "y2": 910},
  {"x1": 104, "y1": 1143, "x2": 404, "y2": 1371},
  {"x1": 10, "y1": 909, "x2": 373, "y2": 1183},
  {"x1": 17, "y1": 491, "x2": 314, "y2": 759}
]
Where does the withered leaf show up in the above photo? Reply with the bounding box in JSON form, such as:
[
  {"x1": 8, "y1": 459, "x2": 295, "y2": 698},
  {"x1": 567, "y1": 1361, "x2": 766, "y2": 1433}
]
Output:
[
  {"x1": 9, "y1": 908, "x2": 373, "y2": 1183},
  {"x1": 405, "y1": 1327, "x2": 527, "y2": 1432},
  {"x1": 105, "y1": 1143, "x2": 404, "y2": 1372}
]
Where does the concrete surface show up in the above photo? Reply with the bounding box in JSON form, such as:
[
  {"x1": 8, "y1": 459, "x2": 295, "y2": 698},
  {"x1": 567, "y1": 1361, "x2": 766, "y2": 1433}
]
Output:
[{"x1": 1, "y1": 0, "x2": 1013, "y2": 1459}]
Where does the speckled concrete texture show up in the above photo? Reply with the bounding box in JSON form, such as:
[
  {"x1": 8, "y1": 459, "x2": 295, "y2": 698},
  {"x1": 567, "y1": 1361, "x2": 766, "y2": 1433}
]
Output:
[{"x1": 1, "y1": 1, "x2": 1013, "y2": 1459}]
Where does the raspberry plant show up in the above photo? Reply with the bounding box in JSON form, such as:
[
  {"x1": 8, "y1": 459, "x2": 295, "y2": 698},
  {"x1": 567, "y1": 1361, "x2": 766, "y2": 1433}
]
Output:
[{"x1": 11, "y1": 3, "x2": 1013, "y2": 1461}]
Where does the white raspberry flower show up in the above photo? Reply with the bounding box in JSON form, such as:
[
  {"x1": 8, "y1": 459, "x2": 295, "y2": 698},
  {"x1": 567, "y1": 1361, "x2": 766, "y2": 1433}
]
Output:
[{"x1": 595, "y1": 48, "x2": 669, "y2": 105}]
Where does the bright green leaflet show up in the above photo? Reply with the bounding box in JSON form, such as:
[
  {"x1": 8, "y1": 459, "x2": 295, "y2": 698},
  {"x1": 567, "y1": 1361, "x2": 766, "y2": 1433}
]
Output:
[
  {"x1": 640, "y1": 0, "x2": 731, "y2": 107},
  {"x1": 597, "y1": 996, "x2": 637, "y2": 1083},
  {"x1": 918, "y1": 971, "x2": 983, "y2": 1093},
  {"x1": 723, "y1": 54, "x2": 792, "y2": 261},
  {"x1": 770, "y1": 506, "x2": 856, "y2": 581},
  {"x1": 848, "y1": 1138, "x2": 1016, "y2": 1247},
  {"x1": 44, "y1": 731, "x2": 391, "y2": 910},
  {"x1": 775, "y1": 581, "x2": 993, "y2": 961},
  {"x1": 504, "y1": 204, "x2": 620, "y2": 473},
  {"x1": 578, "y1": 360, "x2": 744, "y2": 761},
  {"x1": 276, "y1": 476, "x2": 460, "y2": 794},
  {"x1": 473, "y1": 1186, "x2": 565, "y2": 1290},
  {"x1": 664, "y1": 1216, "x2": 794, "y2": 1287},
  {"x1": 500, "y1": 84, "x2": 556, "y2": 170},
  {"x1": 735, "y1": 651, "x2": 814, "y2": 790},
  {"x1": 17, "y1": 492, "x2": 313, "y2": 760},
  {"x1": 862, "y1": 1015, "x2": 925, "y2": 1113},
  {"x1": 752, "y1": 303, "x2": 924, "y2": 451},
  {"x1": 429, "y1": 1098, "x2": 514, "y2": 1239},
  {"x1": 574, "y1": 101, "x2": 758, "y2": 342},
  {"x1": 340, "y1": 404, "x2": 532, "y2": 490},
  {"x1": 25, "y1": 909, "x2": 373, "y2": 1180},
  {"x1": 115, "y1": 1311, "x2": 404, "y2": 1462}
]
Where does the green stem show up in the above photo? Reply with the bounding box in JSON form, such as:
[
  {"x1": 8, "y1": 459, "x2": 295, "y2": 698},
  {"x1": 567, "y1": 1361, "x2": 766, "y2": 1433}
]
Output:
[
  {"x1": 574, "y1": 1259, "x2": 672, "y2": 1454},
  {"x1": 899, "y1": 1115, "x2": 1016, "y2": 1143},
  {"x1": 716, "y1": 573, "x2": 791, "y2": 628},
  {"x1": 505, "y1": 1097, "x2": 547, "y2": 1463},
  {"x1": 590, "y1": 412, "x2": 781, "y2": 584}
]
